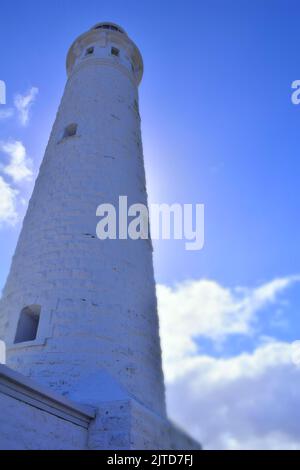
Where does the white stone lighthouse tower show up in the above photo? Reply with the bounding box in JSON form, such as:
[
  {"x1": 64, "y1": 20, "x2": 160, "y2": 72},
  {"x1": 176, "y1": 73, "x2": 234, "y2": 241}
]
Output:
[{"x1": 0, "y1": 23, "x2": 200, "y2": 450}]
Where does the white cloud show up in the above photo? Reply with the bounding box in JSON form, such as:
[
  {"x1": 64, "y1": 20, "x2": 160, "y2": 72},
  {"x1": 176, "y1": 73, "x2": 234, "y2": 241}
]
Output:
[
  {"x1": 165, "y1": 340, "x2": 300, "y2": 450},
  {"x1": 157, "y1": 276, "x2": 300, "y2": 449},
  {"x1": 0, "y1": 175, "x2": 18, "y2": 226},
  {"x1": 157, "y1": 276, "x2": 300, "y2": 366},
  {"x1": 0, "y1": 140, "x2": 33, "y2": 183},
  {"x1": 0, "y1": 108, "x2": 14, "y2": 120},
  {"x1": 14, "y1": 87, "x2": 38, "y2": 126}
]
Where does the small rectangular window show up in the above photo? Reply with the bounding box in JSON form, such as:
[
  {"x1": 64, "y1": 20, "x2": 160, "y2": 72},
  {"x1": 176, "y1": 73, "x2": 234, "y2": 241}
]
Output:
[
  {"x1": 14, "y1": 305, "x2": 41, "y2": 344},
  {"x1": 111, "y1": 47, "x2": 120, "y2": 57},
  {"x1": 85, "y1": 46, "x2": 94, "y2": 56}
]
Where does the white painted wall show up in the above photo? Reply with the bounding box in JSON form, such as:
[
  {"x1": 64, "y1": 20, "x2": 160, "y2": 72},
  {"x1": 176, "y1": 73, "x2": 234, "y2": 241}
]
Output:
[
  {"x1": 0, "y1": 365, "x2": 93, "y2": 450},
  {"x1": 0, "y1": 394, "x2": 88, "y2": 450}
]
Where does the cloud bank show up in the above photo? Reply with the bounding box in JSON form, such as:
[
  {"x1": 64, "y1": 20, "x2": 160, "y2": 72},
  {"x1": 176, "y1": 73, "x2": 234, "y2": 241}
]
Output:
[
  {"x1": 0, "y1": 86, "x2": 38, "y2": 226},
  {"x1": 0, "y1": 140, "x2": 33, "y2": 183},
  {"x1": 0, "y1": 139, "x2": 33, "y2": 226},
  {"x1": 157, "y1": 276, "x2": 300, "y2": 449},
  {"x1": 0, "y1": 176, "x2": 18, "y2": 226}
]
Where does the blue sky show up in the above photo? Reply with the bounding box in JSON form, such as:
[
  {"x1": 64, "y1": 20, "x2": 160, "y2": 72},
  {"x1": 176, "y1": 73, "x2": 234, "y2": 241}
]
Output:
[{"x1": 1, "y1": 0, "x2": 300, "y2": 449}]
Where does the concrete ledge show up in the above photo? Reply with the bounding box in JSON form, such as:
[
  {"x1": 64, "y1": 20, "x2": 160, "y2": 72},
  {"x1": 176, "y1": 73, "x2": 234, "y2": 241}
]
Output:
[{"x1": 0, "y1": 365, "x2": 95, "y2": 429}]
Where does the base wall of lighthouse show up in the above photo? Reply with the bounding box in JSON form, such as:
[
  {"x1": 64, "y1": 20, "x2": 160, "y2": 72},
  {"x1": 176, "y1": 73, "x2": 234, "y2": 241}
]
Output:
[{"x1": 0, "y1": 365, "x2": 200, "y2": 450}]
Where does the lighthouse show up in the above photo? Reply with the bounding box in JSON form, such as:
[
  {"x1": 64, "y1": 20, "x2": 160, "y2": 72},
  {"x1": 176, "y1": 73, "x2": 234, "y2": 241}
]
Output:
[{"x1": 0, "y1": 23, "x2": 200, "y2": 450}]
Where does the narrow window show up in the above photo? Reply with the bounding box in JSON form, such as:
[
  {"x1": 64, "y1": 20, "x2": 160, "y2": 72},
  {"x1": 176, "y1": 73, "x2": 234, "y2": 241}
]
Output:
[
  {"x1": 63, "y1": 123, "x2": 77, "y2": 139},
  {"x1": 14, "y1": 305, "x2": 41, "y2": 344},
  {"x1": 111, "y1": 47, "x2": 120, "y2": 57},
  {"x1": 85, "y1": 46, "x2": 94, "y2": 56}
]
